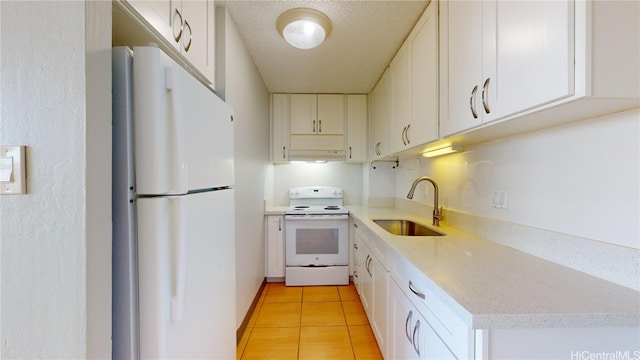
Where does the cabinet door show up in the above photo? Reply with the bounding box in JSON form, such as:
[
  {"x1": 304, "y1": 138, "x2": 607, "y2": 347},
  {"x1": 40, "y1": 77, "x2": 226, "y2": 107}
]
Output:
[
  {"x1": 369, "y1": 68, "x2": 390, "y2": 159},
  {"x1": 128, "y1": 0, "x2": 174, "y2": 47},
  {"x1": 359, "y1": 242, "x2": 373, "y2": 317},
  {"x1": 265, "y1": 216, "x2": 285, "y2": 278},
  {"x1": 389, "y1": 280, "x2": 420, "y2": 360},
  {"x1": 290, "y1": 94, "x2": 318, "y2": 134},
  {"x1": 352, "y1": 228, "x2": 362, "y2": 294},
  {"x1": 179, "y1": 1, "x2": 214, "y2": 82},
  {"x1": 371, "y1": 256, "x2": 387, "y2": 355},
  {"x1": 390, "y1": 43, "x2": 411, "y2": 152},
  {"x1": 390, "y1": 280, "x2": 456, "y2": 360},
  {"x1": 410, "y1": 2, "x2": 439, "y2": 146},
  {"x1": 441, "y1": 0, "x2": 484, "y2": 137},
  {"x1": 271, "y1": 94, "x2": 290, "y2": 162},
  {"x1": 317, "y1": 94, "x2": 345, "y2": 135},
  {"x1": 484, "y1": 0, "x2": 574, "y2": 122},
  {"x1": 346, "y1": 95, "x2": 367, "y2": 162}
]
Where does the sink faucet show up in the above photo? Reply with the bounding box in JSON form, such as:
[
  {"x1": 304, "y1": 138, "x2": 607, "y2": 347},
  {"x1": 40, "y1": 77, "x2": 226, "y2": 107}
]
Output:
[{"x1": 407, "y1": 176, "x2": 442, "y2": 226}]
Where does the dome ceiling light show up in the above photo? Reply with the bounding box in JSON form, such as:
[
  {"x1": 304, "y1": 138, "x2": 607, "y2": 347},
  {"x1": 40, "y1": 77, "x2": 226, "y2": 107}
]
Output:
[{"x1": 276, "y1": 8, "x2": 332, "y2": 50}]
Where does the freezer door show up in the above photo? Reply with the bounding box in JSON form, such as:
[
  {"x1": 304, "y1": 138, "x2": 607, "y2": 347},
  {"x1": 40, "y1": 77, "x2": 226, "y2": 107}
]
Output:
[
  {"x1": 137, "y1": 189, "x2": 236, "y2": 359},
  {"x1": 133, "y1": 47, "x2": 234, "y2": 195}
]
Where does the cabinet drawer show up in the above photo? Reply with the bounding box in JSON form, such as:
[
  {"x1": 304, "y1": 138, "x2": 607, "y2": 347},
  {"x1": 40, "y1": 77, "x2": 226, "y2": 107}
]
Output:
[{"x1": 389, "y1": 249, "x2": 471, "y2": 359}]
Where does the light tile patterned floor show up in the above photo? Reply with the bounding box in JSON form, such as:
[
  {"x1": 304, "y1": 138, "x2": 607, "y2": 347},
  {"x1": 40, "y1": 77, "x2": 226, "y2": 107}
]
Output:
[{"x1": 237, "y1": 282, "x2": 383, "y2": 360}]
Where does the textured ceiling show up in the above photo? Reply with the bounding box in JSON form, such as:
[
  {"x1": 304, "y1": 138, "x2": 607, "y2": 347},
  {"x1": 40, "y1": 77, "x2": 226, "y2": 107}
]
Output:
[{"x1": 218, "y1": 1, "x2": 429, "y2": 94}]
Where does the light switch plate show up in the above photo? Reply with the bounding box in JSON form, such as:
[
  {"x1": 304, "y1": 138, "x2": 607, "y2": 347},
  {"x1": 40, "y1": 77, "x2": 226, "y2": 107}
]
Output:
[{"x1": 1, "y1": 145, "x2": 27, "y2": 195}]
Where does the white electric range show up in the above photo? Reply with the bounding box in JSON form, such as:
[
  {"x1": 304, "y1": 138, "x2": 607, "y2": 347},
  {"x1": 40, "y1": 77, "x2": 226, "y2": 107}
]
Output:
[{"x1": 284, "y1": 186, "x2": 349, "y2": 286}]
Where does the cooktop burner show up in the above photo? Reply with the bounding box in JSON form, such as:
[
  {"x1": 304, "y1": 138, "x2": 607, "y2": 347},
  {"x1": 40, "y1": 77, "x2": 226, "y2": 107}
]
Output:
[{"x1": 285, "y1": 205, "x2": 348, "y2": 215}]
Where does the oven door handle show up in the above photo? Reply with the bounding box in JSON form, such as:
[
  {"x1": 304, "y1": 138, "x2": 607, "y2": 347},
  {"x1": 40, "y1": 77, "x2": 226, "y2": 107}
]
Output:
[{"x1": 284, "y1": 214, "x2": 349, "y2": 221}]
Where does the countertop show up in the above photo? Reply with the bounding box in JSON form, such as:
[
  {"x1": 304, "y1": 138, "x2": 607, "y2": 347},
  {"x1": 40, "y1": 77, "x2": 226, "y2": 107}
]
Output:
[{"x1": 346, "y1": 206, "x2": 640, "y2": 330}]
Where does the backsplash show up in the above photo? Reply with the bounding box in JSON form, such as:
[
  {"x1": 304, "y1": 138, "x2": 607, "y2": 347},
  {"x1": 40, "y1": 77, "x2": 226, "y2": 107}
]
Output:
[
  {"x1": 396, "y1": 109, "x2": 639, "y2": 248},
  {"x1": 269, "y1": 162, "x2": 364, "y2": 206}
]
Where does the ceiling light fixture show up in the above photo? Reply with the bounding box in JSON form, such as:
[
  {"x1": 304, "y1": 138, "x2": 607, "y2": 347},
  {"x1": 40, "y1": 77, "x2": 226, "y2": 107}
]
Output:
[
  {"x1": 422, "y1": 145, "x2": 464, "y2": 158},
  {"x1": 276, "y1": 8, "x2": 332, "y2": 50}
]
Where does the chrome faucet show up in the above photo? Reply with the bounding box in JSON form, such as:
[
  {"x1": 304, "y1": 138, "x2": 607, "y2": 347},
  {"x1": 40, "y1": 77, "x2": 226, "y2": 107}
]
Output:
[{"x1": 407, "y1": 176, "x2": 442, "y2": 226}]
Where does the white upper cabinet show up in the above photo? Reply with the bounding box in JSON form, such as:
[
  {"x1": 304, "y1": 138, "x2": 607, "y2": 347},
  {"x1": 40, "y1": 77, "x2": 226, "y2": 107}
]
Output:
[
  {"x1": 390, "y1": 43, "x2": 411, "y2": 153},
  {"x1": 440, "y1": 0, "x2": 482, "y2": 136},
  {"x1": 389, "y1": 1, "x2": 439, "y2": 154},
  {"x1": 117, "y1": 0, "x2": 215, "y2": 84},
  {"x1": 271, "y1": 94, "x2": 290, "y2": 163},
  {"x1": 484, "y1": 1, "x2": 573, "y2": 120},
  {"x1": 369, "y1": 68, "x2": 391, "y2": 160},
  {"x1": 290, "y1": 94, "x2": 344, "y2": 135},
  {"x1": 440, "y1": 0, "x2": 640, "y2": 139},
  {"x1": 177, "y1": 1, "x2": 215, "y2": 82},
  {"x1": 346, "y1": 95, "x2": 368, "y2": 163},
  {"x1": 442, "y1": 0, "x2": 572, "y2": 137},
  {"x1": 409, "y1": 2, "x2": 439, "y2": 148}
]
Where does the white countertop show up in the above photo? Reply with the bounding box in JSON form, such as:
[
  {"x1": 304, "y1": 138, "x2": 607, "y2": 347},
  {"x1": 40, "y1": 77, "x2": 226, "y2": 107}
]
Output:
[
  {"x1": 346, "y1": 206, "x2": 640, "y2": 329},
  {"x1": 264, "y1": 206, "x2": 289, "y2": 215}
]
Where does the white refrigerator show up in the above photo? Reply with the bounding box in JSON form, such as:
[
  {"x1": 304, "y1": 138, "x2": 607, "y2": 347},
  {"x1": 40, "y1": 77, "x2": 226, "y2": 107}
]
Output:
[{"x1": 112, "y1": 46, "x2": 236, "y2": 359}]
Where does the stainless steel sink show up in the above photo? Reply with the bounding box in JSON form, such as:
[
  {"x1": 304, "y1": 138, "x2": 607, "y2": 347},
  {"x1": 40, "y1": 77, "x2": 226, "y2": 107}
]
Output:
[{"x1": 373, "y1": 219, "x2": 445, "y2": 237}]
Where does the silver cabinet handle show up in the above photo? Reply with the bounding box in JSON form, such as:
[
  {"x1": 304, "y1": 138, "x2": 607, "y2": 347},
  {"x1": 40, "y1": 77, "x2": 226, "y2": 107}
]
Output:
[
  {"x1": 402, "y1": 126, "x2": 407, "y2": 145},
  {"x1": 412, "y1": 320, "x2": 421, "y2": 356},
  {"x1": 354, "y1": 223, "x2": 358, "y2": 228},
  {"x1": 349, "y1": 146, "x2": 352, "y2": 159},
  {"x1": 405, "y1": 310, "x2": 413, "y2": 343},
  {"x1": 278, "y1": 217, "x2": 282, "y2": 231},
  {"x1": 353, "y1": 243, "x2": 358, "y2": 249},
  {"x1": 182, "y1": 20, "x2": 192, "y2": 52},
  {"x1": 375, "y1": 142, "x2": 380, "y2": 156},
  {"x1": 406, "y1": 124, "x2": 411, "y2": 144},
  {"x1": 470, "y1": 85, "x2": 478, "y2": 119},
  {"x1": 408, "y1": 281, "x2": 426, "y2": 299},
  {"x1": 282, "y1": 146, "x2": 286, "y2": 159},
  {"x1": 173, "y1": 8, "x2": 183, "y2": 43},
  {"x1": 313, "y1": 120, "x2": 316, "y2": 133},
  {"x1": 318, "y1": 120, "x2": 322, "y2": 133},
  {"x1": 482, "y1": 77, "x2": 491, "y2": 114}
]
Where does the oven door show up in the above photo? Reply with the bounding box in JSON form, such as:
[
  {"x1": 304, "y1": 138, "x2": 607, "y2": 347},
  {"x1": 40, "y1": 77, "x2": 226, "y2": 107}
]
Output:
[{"x1": 285, "y1": 214, "x2": 349, "y2": 266}]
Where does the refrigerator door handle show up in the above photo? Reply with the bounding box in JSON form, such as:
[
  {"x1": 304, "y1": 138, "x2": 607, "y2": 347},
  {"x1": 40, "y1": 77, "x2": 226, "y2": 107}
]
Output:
[
  {"x1": 170, "y1": 197, "x2": 187, "y2": 322},
  {"x1": 165, "y1": 66, "x2": 189, "y2": 194}
]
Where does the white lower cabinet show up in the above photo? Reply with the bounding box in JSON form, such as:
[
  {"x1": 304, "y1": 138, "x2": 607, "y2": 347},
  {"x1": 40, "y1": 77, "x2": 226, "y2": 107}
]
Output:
[
  {"x1": 389, "y1": 278, "x2": 455, "y2": 360},
  {"x1": 388, "y1": 247, "x2": 473, "y2": 360},
  {"x1": 351, "y1": 220, "x2": 388, "y2": 356},
  {"x1": 352, "y1": 216, "x2": 640, "y2": 360},
  {"x1": 265, "y1": 215, "x2": 285, "y2": 279}
]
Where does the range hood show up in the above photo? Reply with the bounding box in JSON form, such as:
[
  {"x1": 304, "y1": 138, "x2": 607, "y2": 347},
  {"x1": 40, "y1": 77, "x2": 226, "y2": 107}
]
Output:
[
  {"x1": 288, "y1": 150, "x2": 346, "y2": 161},
  {"x1": 288, "y1": 134, "x2": 346, "y2": 161}
]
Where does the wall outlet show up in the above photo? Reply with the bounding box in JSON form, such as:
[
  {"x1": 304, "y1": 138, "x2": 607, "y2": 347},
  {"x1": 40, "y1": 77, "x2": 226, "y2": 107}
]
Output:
[{"x1": 492, "y1": 190, "x2": 509, "y2": 209}]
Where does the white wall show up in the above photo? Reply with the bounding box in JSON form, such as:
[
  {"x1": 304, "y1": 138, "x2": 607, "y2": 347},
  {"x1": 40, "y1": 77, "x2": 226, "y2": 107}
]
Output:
[
  {"x1": 401, "y1": 109, "x2": 640, "y2": 250},
  {"x1": 271, "y1": 162, "x2": 364, "y2": 206},
  {"x1": 216, "y1": 8, "x2": 272, "y2": 328},
  {"x1": 0, "y1": 1, "x2": 111, "y2": 358}
]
